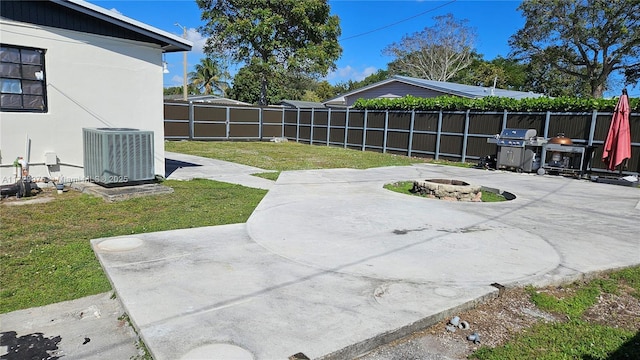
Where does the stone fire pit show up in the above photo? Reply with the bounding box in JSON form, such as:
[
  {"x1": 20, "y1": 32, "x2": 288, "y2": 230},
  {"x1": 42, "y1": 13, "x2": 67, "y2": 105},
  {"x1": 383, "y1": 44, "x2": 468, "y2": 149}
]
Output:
[{"x1": 411, "y1": 179, "x2": 482, "y2": 202}]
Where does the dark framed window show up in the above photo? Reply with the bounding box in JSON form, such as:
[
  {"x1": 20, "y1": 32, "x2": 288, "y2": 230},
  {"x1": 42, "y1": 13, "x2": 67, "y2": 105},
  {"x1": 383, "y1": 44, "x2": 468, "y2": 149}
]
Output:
[{"x1": 0, "y1": 44, "x2": 47, "y2": 112}]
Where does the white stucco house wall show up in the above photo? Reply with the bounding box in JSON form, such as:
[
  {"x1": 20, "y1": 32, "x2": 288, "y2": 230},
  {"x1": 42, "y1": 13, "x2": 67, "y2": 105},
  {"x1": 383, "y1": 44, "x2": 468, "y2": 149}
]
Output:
[{"x1": 0, "y1": 0, "x2": 191, "y2": 185}]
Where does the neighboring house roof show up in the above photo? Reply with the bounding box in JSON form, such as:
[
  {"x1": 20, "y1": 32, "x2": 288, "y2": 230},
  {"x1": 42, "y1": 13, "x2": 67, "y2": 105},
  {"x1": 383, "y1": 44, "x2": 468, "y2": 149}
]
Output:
[
  {"x1": 0, "y1": 0, "x2": 192, "y2": 52},
  {"x1": 394, "y1": 76, "x2": 546, "y2": 99},
  {"x1": 164, "y1": 95, "x2": 252, "y2": 106},
  {"x1": 323, "y1": 75, "x2": 546, "y2": 107},
  {"x1": 279, "y1": 100, "x2": 326, "y2": 109}
]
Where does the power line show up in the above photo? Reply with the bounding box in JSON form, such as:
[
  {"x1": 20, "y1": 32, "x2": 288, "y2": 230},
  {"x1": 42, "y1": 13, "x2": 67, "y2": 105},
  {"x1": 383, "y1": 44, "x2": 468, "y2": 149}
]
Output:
[{"x1": 339, "y1": 0, "x2": 457, "y2": 41}]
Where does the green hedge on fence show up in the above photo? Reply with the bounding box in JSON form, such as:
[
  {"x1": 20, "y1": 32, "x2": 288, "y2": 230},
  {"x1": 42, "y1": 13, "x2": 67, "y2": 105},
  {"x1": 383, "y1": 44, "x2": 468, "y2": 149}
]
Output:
[{"x1": 352, "y1": 95, "x2": 640, "y2": 112}]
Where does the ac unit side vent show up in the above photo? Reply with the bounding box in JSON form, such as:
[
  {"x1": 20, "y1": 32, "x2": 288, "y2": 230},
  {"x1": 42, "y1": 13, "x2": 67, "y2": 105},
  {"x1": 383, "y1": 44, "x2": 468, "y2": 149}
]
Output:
[{"x1": 83, "y1": 128, "x2": 155, "y2": 185}]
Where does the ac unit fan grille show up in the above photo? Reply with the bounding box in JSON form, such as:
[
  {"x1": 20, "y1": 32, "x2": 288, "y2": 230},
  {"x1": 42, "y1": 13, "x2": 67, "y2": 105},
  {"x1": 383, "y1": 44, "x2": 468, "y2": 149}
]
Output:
[{"x1": 83, "y1": 128, "x2": 155, "y2": 184}]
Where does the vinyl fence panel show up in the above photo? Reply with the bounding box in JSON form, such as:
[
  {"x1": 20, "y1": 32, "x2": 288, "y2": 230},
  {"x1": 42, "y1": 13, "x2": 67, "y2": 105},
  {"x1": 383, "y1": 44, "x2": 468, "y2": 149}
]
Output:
[{"x1": 164, "y1": 101, "x2": 640, "y2": 174}]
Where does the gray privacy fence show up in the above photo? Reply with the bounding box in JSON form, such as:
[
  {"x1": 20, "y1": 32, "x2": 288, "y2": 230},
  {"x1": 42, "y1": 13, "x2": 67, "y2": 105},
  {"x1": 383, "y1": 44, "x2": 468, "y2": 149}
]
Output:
[{"x1": 164, "y1": 101, "x2": 640, "y2": 174}]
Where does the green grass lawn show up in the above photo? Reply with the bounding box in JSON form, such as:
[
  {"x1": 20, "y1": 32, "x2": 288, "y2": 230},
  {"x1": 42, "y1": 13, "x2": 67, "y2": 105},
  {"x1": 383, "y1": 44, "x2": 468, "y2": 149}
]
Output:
[
  {"x1": 0, "y1": 179, "x2": 265, "y2": 313},
  {"x1": 165, "y1": 140, "x2": 427, "y2": 170},
  {"x1": 472, "y1": 321, "x2": 638, "y2": 360}
]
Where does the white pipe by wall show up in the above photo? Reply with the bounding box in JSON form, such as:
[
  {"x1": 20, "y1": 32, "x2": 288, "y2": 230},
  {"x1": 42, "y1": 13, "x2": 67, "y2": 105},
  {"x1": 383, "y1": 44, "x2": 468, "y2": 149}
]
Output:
[{"x1": 25, "y1": 133, "x2": 31, "y2": 166}]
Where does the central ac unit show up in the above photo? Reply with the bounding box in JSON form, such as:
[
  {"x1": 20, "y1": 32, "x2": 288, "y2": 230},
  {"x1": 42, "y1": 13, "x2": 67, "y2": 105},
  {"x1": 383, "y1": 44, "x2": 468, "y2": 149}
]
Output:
[{"x1": 83, "y1": 128, "x2": 154, "y2": 185}]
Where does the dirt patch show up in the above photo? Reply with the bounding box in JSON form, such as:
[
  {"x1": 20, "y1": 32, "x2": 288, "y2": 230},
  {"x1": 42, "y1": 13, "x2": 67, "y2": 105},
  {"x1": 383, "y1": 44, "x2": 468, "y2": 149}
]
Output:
[
  {"x1": 427, "y1": 285, "x2": 639, "y2": 357},
  {"x1": 582, "y1": 290, "x2": 640, "y2": 331},
  {"x1": 2, "y1": 196, "x2": 55, "y2": 206},
  {"x1": 360, "y1": 283, "x2": 640, "y2": 359},
  {"x1": 424, "y1": 288, "x2": 557, "y2": 352}
]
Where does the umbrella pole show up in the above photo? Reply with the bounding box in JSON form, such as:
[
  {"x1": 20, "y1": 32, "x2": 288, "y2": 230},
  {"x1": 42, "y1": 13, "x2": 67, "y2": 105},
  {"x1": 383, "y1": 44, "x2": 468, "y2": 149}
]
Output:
[{"x1": 619, "y1": 159, "x2": 626, "y2": 176}]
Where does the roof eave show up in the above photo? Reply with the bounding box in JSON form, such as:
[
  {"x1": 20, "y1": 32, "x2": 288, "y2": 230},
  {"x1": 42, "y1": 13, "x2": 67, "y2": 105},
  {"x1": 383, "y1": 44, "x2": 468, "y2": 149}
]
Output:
[
  {"x1": 322, "y1": 78, "x2": 398, "y2": 104},
  {"x1": 53, "y1": 0, "x2": 192, "y2": 52},
  {"x1": 392, "y1": 76, "x2": 479, "y2": 98}
]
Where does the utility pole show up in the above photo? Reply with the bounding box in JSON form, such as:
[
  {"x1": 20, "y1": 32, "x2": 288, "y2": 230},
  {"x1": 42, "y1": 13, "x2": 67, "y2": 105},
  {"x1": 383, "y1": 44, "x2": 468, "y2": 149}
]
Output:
[{"x1": 175, "y1": 23, "x2": 188, "y2": 101}]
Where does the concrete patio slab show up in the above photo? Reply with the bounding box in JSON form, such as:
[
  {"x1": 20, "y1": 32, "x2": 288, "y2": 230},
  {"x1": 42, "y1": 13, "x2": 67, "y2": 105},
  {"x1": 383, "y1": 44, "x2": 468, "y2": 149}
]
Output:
[{"x1": 92, "y1": 163, "x2": 640, "y2": 359}]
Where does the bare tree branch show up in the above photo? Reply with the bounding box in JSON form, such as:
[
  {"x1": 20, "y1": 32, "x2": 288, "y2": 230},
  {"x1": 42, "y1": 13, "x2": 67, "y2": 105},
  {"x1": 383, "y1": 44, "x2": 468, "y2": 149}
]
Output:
[{"x1": 383, "y1": 14, "x2": 476, "y2": 82}]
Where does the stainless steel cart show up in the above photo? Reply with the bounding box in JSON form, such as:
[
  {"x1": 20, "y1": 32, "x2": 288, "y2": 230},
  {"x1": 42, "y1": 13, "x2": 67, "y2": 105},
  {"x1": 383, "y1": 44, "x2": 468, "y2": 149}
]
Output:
[
  {"x1": 487, "y1": 128, "x2": 547, "y2": 173},
  {"x1": 541, "y1": 143, "x2": 594, "y2": 177}
]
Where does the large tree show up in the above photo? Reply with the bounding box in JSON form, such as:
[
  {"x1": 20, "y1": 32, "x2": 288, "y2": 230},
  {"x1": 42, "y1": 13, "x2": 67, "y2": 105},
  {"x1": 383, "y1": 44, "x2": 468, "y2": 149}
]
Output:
[
  {"x1": 229, "y1": 63, "x2": 317, "y2": 104},
  {"x1": 383, "y1": 14, "x2": 476, "y2": 81},
  {"x1": 509, "y1": 0, "x2": 640, "y2": 98},
  {"x1": 188, "y1": 57, "x2": 230, "y2": 96},
  {"x1": 524, "y1": 55, "x2": 592, "y2": 97},
  {"x1": 228, "y1": 64, "x2": 269, "y2": 104},
  {"x1": 451, "y1": 55, "x2": 530, "y2": 91},
  {"x1": 197, "y1": 0, "x2": 342, "y2": 105},
  {"x1": 314, "y1": 80, "x2": 337, "y2": 101}
]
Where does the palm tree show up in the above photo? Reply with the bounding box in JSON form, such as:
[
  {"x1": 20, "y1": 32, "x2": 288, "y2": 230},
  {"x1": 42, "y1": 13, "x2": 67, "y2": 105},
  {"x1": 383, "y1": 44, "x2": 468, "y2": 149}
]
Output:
[{"x1": 188, "y1": 57, "x2": 230, "y2": 97}]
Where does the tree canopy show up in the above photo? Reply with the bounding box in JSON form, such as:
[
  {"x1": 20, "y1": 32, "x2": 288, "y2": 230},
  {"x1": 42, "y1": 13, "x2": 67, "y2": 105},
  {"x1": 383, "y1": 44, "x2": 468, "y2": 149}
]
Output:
[
  {"x1": 163, "y1": 85, "x2": 199, "y2": 96},
  {"x1": 314, "y1": 80, "x2": 337, "y2": 101},
  {"x1": 197, "y1": 0, "x2": 342, "y2": 105},
  {"x1": 509, "y1": 0, "x2": 640, "y2": 98},
  {"x1": 383, "y1": 14, "x2": 476, "y2": 81},
  {"x1": 449, "y1": 55, "x2": 528, "y2": 91},
  {"x1": 229, "y1": 64, "x2": 318, "y2": 104},
  {"x1": 523, "y1": 58, "x2": 592, "y2": 97},
  {"x1": 188, "y1": 57, "x2": 230, "y2": 96}
]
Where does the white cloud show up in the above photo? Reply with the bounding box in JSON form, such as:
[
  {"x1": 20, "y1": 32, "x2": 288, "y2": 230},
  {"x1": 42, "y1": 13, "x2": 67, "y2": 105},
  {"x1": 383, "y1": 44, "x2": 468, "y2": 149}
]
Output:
[
  {"x1": 327, "y1": 65, "x2": 379, "y2": 83},
  {"x1": 360, "y1": 66, "x2": 377, "y2": 79},
  {"x1": 185, "y1": 28, "x2": 207, "y2": 53},
  {"x1": 170, "y1": 75, "x2": 183, "y2": 86},
  {"x1": 337, "y1": 65, "x2": 355, "y2": 78}
]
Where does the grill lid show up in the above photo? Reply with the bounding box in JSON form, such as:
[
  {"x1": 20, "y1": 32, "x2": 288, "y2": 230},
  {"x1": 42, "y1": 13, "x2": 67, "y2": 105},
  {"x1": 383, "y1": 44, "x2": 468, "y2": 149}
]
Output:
[{"x1": 499, "y1": 128, "x2": 537, "y2": 140}]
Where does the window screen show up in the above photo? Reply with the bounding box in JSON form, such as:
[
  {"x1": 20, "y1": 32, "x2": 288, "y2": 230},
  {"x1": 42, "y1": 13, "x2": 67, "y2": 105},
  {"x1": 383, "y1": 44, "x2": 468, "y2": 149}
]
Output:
[{"x1": 0, "y1": 44, "x2": 47, "y2": 112}]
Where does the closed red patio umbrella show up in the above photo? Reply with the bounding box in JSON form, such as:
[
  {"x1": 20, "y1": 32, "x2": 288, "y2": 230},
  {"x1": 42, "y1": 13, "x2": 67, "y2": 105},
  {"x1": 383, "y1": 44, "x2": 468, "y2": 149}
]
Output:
[{"x1": 602, "y1": 89, "x2": 631, "y2": 172}]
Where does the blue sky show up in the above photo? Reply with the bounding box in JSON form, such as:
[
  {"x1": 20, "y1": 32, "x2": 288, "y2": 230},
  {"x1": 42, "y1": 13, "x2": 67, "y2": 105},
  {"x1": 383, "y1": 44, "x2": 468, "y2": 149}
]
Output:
[
  {"x1": 88, "y1": 0, "x2": 523, "y2": 85},
  {"x1": 87, "y1": 0, "x2": 635, "y2": 96}
]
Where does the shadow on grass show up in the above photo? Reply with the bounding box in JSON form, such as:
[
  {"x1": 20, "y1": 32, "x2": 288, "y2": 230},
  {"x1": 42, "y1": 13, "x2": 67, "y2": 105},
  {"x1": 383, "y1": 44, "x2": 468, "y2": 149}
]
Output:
[{"x1": 583, "y1": 330, "x2": 640, "y2": 360}]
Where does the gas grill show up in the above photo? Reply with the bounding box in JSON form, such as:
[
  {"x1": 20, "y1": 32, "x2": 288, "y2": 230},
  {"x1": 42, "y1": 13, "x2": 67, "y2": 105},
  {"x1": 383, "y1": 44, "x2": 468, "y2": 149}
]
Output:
[{"x1": 487, "y1": 128, "x2": 547, "y2": 172}]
